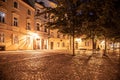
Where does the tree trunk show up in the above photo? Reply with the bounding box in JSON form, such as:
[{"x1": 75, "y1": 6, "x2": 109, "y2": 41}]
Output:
[
  {"x1": 72, "y1": 32, "x2": 75, "y2": 56},
  {"x1": 104, "y1": 37, "x2": 107, "y2": 54},
  {"x1": 112, "y1": 41, "x2": 115, "y2": 53},
  {"x1": 92, "y1": 37, "x2": 96, "y2": 54},
  {"x1": 119, "y1": 42, "x2": 120, "y2": 56}
]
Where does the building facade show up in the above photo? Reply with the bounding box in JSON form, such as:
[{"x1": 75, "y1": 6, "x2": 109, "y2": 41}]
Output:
[
  {"x1": 0, "y1": 0, "x2": 35, "y2": 51},
  {"x1": 0, "y1": 0, "x2": 95, "y2": 51},
  {"x1": 34, "y1": 1, "x2": 70, "y2": 50}
]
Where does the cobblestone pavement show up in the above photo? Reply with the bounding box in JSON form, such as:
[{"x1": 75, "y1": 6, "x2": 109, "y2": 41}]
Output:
[{"x1": 0, "y1": 51, "x2": 119, "y2": 80}]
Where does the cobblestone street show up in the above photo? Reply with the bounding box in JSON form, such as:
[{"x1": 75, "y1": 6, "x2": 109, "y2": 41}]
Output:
[{"x1": 0, "y1": 51, "x2": 119, "y2": 80}]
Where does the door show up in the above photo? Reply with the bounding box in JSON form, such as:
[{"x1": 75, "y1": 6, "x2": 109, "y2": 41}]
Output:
[{"x1": 50, "y1": 42, "x2": 53, "y2": 49}]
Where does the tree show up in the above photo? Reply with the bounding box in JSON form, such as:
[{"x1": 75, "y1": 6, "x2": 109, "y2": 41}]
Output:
[
  {"x1": 80, "y1": 0, "x2": 104, "y2": 53},
  {"x1": 41, "y1": 0, "x2": 85, "y2": 56},
  {"x1": 81, "y1": 0, "x2": 119, "y2": 55}
]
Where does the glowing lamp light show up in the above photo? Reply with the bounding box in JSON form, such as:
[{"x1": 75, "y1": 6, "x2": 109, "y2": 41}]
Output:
[
  {"x1": 75, "y1": 38, "x2": 82, "y2": 42},
  {"x1": 101, "y1": 40, "x2": 105, "y2": 45},
  {"x1": 30, "y1": 32, "x2": 39, "y2": 38}
]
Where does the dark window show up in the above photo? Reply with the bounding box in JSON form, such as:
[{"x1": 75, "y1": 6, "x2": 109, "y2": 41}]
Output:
[
  {"x1": 26, "y1": 23, "x2": 31, "y2": 30},
  {"x1": 57, "y1": 32, "x2": 60, "y2": 38},
  {"x1": 14, "y1": 2, "x2": 18, "y2": 8},
  {"x1": 44, "y1": 26, "x2": 47, "y2": 32},
  {"x1": 28, "y1": 9, "x2": 31, "y2": 15},
  {"x1": 36, "y1": 23, "x2": 40, "y2": 31},
  {"x1": 63, "y1": 35, "x2": 65, "y2": 39},
  {"x1": 36, "y1": 9, "x2": 40, "y2": 14},
  {"x1": 2, "y1": 0, "x2": 7, "y2": 2},
  {"x1": 62, "y1": 42, "x2": 65, "y2": 47},
  {"x1": 14, "y1": 17, "x2": 18, "y2": 26}
]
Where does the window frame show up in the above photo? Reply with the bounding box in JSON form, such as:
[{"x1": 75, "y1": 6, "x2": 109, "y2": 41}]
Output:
[
  {"x1": 0, "y1": 33, "x2": 5, "y2": 43},
  {"x1": 14, "y1": 1, "x2": 18, "y2": 8},
  {"x1": 0, "y1": 11, "x2": 5, "y2": 23},
  {"x1": 13, "y1": 17, "x2": 18, "y2": 26}
]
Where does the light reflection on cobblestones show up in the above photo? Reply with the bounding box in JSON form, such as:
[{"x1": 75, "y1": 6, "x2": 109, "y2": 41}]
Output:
[{"x1": 0, "y1": 53, "x2": 119, "y2": 80}]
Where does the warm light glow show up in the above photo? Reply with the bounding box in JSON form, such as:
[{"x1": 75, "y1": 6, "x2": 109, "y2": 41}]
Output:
[
  {"x1": 101, "y1": 40, "x2": 105, "y2": 45},
  {"x1": 29, "y1": 32, "x2": 40, "y2": 38},
  {"x1": 75, "y1": 38, "x2": 82, "y2": 42}
]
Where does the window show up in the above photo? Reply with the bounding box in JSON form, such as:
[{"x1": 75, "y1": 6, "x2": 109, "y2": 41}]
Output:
[
  {"x1": 0, "y1": 33, "x2": 4, "y2": 43},
  {"x1": 36, "y1": 23, "x2": 40, "y2": 31},
  {"x1": 62, "y1": 42, "x2": 65, "y2": 47},
  {"x1": 36, "y1": 9, "x2": 40, "y2": 14},
  {"x1": 14, "y1": 2, "x2": 18, "y2": 8},
  {"x1": 28, "y1": 9, "x2": 31, "y2": 15},
  {"x1": 44, "y1": 26, "x2": 47, "y2": 32},
  {"x1": 0, "y1": 11, "x2": 5, "y2": 23},
  {"x1": 13, "y1": 17, "x2": 18, "y2": 26},
  {"x1": 13, "y1": 35, "x2": 19, "y2": 44},
  {"x1": 57, "y1": 42, "x2": 60, "y2": 47},
  {"x1": 26, "y1": 22, "x2": 31, "y2": 30},
  {"x1": 2, "y1": 0, "x2": 7, "y2": 2},
  {"x1": 63, "y1": 35, "x2": 65, "y2": 39},
  {"x1": 57, "y1": 32, "x2": 60, "y2": 38}
]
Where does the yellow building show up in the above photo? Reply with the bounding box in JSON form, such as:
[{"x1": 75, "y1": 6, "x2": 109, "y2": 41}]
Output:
[
  {"x1": 0, "y1": 0, "x2": 94, "y2": 51},
  {"x1": 34, "y1": 2, "x2": 49, "y2": 50},
  {"x1": 34, "y1": 1, "x2": 70, "y2": 50},
  {"x1": 0, "y1": 0, "x2": 35, "y2": 51}
]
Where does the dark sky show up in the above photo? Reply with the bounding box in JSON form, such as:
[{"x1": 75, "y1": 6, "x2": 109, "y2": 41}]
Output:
[{"x1": 23, "y1": 0, "x2": 35, "y2": 7}]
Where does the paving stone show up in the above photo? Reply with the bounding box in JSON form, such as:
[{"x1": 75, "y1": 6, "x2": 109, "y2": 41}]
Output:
[{"x1": 0, "y1": 51, "x2": 119, "y2": 80}]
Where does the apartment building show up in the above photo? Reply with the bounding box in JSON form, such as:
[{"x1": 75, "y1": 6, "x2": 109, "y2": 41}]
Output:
[
  {"x1": 0, "y1": 0, "x2": 94, "y2": 51},
  {"x1": 34, "y1": 1, "x2": 70, "y2": 50},
  {"x1": 0, "y1": 0, "x2": 35, "y2": 51}
]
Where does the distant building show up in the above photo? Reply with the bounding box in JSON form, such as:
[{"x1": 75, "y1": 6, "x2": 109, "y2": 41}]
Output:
[{"x1": 34, "y1": 0, "x2": 70, "y2": 50}]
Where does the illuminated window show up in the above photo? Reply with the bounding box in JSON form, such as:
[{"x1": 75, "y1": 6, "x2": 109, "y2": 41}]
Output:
[
  {"x1": 13, "y1": 35, "x2": 19, "y2": 44},
  {"x1": 0, "y1": 11, "x2": 5, "y2": 23},
  {"x1": 28, "y1": 9, "x2": 31, "y2": 15},
  {"x1": 0, "y1": 33, "x2": 4, "y2": 43},
  {"x1": 26, "y1": 22, "x2": 31, "y2": 30},
  {"x1": 57, "y1": 42, "x2": 60, "y2": 47},
  {"x1": 14, "y1": 2, "x2": 18, "y2": 8},
  {"x1": 13, "y1": 17, "x2": 18, "y2": 26}
]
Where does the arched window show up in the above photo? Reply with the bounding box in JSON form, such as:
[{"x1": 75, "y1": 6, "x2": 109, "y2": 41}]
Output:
[
  {"x1": 36, "y1": 23, "x2": 40, "y2": 31},
  {"x1": 0, "y1": 12, "x2": 5, "y2": 23},
  {"x1": 14, "y1": 2, "x2": 18, "y2": 8}
]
